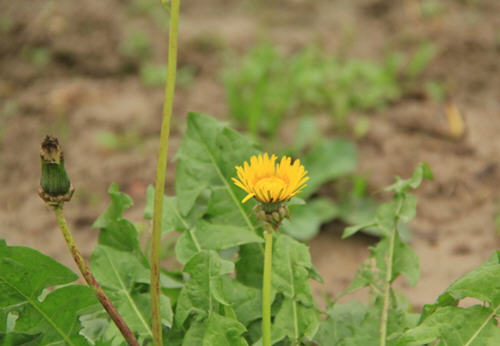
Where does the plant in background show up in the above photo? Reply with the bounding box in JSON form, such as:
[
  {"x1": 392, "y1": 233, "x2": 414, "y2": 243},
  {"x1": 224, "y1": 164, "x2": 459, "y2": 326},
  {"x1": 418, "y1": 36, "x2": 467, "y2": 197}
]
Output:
[{"x1": 224, "y1": 43, "x2": 436, "y2": 139}]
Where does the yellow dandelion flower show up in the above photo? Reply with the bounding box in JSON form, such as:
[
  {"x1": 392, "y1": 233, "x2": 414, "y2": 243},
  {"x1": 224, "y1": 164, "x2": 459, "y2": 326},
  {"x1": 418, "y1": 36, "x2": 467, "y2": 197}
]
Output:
[{"x1": 232, "y1": 153, "x2": 309, "y2": 203}]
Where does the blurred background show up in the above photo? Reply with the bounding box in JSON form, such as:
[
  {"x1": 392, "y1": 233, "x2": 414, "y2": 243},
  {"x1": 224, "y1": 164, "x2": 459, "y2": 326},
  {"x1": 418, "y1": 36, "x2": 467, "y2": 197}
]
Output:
[{"x1": 1, "y1": 0, "x2": 499, "y2": 310}]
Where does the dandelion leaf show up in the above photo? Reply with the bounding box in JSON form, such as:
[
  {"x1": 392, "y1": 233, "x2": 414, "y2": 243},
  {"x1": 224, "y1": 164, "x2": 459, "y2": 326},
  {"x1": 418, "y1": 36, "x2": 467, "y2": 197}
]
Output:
[{"x1": 0, "y1": 240, "x2": 97, "y2": 345}]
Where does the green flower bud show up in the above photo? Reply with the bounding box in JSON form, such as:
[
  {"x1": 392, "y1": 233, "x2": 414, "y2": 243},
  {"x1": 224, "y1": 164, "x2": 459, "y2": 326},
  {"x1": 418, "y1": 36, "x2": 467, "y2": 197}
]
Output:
[{"x1": 39, "y1": 135, "x2": 74, "y2": 205}]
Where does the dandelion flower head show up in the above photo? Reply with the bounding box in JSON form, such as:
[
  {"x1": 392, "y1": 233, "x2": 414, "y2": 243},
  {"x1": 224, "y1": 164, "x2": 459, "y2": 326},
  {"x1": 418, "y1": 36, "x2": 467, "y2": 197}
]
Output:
[{"x1": 232, "y1": 153, "x2": 309, "y2": 203}]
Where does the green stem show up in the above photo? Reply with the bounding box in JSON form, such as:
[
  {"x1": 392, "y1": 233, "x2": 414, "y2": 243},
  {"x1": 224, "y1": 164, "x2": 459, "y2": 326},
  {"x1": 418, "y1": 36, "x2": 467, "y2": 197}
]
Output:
[
  {"x1": 262, "y1": 230, "x2": 273, "y2": 346},
  {"x1": 379, "y1": 224, "x2": 396, "y2": 346},
  {"x1": 53, "y1": 206, "x2": 139, "y2": 346},
  {"x1": 151, "y1": 1, "x2": 181, "y2": 345},
  {"x1": 379, "y1": 197, "x2": 403, "y2": 346}
]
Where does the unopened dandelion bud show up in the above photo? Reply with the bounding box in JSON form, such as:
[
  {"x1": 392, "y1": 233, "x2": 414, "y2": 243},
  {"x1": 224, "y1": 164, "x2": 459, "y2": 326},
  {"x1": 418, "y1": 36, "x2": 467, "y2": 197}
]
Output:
[{"x1": 39, "y1": 135, "x2": 74, "y2": 205}]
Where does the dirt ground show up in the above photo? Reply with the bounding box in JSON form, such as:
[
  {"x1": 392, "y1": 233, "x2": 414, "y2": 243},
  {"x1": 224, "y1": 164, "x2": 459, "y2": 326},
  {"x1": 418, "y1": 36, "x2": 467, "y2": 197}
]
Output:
[{"x1": 1, "y1": 0, "x2": 499, "y2": 311}]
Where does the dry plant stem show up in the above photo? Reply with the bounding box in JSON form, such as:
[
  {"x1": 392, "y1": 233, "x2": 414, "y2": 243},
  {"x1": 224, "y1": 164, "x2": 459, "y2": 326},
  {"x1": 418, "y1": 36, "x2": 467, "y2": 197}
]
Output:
[
  {"x1": 151, "y1": 0, "x2": 181, "y2": 344},
  {"x1": 53, "y1": 206, "x2": 139, "y2": 346},
  {"x1": 262, "y1": 229, "x2": 273, "y2": 346}
]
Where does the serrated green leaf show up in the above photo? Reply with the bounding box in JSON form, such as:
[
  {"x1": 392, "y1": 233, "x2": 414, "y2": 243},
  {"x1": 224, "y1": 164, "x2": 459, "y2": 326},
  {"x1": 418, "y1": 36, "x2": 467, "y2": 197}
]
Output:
[
  {"x1": 174, "y1": 113, "x2": 265, "y2": 268},
  {"x1": 420, "y1": 252, "x2": 500, "y2": 323},
  {"x1": 342, "y1": 221, "x2": 376, "y2": 239},
  {"x1": 175, "y1": 220, "x2": 263, "y2": 265},
  {"x1": 218, "y1": 276, "x2": 261, "y2": 326},
  {"x1": 92, "y1": 183, "x2": 140, "y2": 252},
  {"x1": 301, "y1": 139, "x2": 357, "y2": 199},
  {"x1": 272, "y1": 234, "x2": 318, "y2": 305},
  {"x1": 195, "y1": 221, "x2": 263, "y2": 254},
  {"x1": 374, "y1": 232, "x2": 420, "y2": 286},
  {"x1": 340, "y1": 297, "x2": 415, "y2": 346},
  {"x1": 282, "y1": 198, "x2": 339, "y2": 241},
  {"x1": 144, "y1": 185, "x2": 207, "y2": 235},
  {"x1": 399, "y1": 305, "x2": 500, "y2": 346},
  {"x1": 268, "y1": 234, "x2": 321, "y2": 343},
  {"x1": 443, "y1": 253, "x2": 500, "y2": 306},
  {"x1": 396, "y1": 194, "x2": 417, "y2": 223},
  {"x1": 0, "y1": 242, "x2": 97, "y2": 346},
  {"x1": 313, "y1": 301, "x2": 367, "y2": 345},
  {"x1": 93, "y1": 183, "x2": 133, "y2": 228},
  {"x1": 271, "y1": 297, "x2": 319, "y2": 344},
  {"x1": 90, "y1": 244, "x2": 173, "y2": 341},
  {"x1": 175, "y1": 250, "x2": 235, "y2": 327},
  {"x1": 235, "y1": 243, "x2": 263, "y2": 289},
  {"x1": 338, "y1": 196, "x2": 378, "y2": 230},
  {"x1": 341, "y1": 262, "x2": 376, "y2": 296},
  {"x1": 182, "y1": 313, "x2": 248, "y2": 346},
  {"x1": 175, "y1": 112, "x2": 258, "y2": 223},
  {"x1": 375, "y1": 201, "x2": 398, "y2": 236}
]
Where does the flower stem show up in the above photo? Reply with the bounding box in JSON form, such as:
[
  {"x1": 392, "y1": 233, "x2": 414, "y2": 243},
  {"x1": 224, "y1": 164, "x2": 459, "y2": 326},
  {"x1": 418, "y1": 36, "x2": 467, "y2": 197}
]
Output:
[
  {"x1": 262, "y1": 229, "x2": 273, "y2": 346},
  {"x1": 151, "y1": 0, "x2": 181, "y2": 345},
  {"x1": 53, "y1": 206, "x2": 139, "y2": 346}
]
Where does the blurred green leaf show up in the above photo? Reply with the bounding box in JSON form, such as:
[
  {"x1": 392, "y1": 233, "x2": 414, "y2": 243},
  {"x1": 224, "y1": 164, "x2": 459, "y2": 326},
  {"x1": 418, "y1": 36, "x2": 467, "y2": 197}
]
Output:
[
  {"x1": 282, "y1": 198, "x2": 339, "y2": 241},
  {"x1": 373, "y1": 233, "x2": 420, "y2": 287},
  {"x1": 302, "y1": 139, "x2": 357, "y2": 199},
  {"x1": 399, "y1": 305, "x2": 500, "y2": 346},
  {"x1": 218, "y1": 276, "x2": 261, "y2": 326},
  {"x1": 120, "y1": 29, "x2": 151, "y2": 61},
  {"x1": 407, "y1": 43, "x2": 436, "y2": 81},
  {"x1": 182, "y1": 313, "x2": 247, "y2": 346},
  {"x1": 314, "y1": 301, "x2": 367, "y2": 345}
]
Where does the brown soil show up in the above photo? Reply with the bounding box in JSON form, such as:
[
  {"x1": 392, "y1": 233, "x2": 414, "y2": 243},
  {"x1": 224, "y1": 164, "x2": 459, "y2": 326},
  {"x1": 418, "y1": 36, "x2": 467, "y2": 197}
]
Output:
[{"x1": 1, "y1": 0, "x2": 499, "y2": 311}]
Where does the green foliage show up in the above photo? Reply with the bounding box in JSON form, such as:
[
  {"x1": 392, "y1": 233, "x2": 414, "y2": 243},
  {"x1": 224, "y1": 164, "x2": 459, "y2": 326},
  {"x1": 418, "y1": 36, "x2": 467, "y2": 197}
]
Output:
[
  {"x1": 318, "y1": 164, "x2": 433, "y2": 345},
  {"x1": 281, "y1": 138, "x2": 360, "y2": 241},
  {"x1": 224, "y1": 43, "x2": 434, "y2": 137},
  {"x1": 406, "y1": 43, "x2": 436, "y2": 82},
  {"x1": 0, "y1": 239, "x2": 97, "y2": 345},
  {"x1": 120, "y1": 29, "x2": 152, "y2": 61},
  {"x1": 168, "y1": 113, "x2": 322, "y2": 344},
  {"x1": 91, "y1": 245, "x2": 173, "y2": 341},
  {"x1": 21, "y1": 46, "x2": 51, "y2": 67},
  {"x1": 88, "y1": 184, "x2": 179, "y2": 344},
  {"x1": 6, "y1": 112, "x2": 500, "y2": 345},
  {"x1": 399, "y1": 251, "x2": 500, "y2": 345}
]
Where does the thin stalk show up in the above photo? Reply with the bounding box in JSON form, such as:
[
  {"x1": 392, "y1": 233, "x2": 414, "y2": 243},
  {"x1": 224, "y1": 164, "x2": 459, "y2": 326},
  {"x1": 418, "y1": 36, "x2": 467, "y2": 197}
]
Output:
[
  {"x1": 379, "y1": 197, "x2": 403, "y2": 346},
  {"x1": 262, "y1": 230, "x2": 273, "y2": 346},
  {"x1": 379, "y1": 224, "x2": 396, "y2": 346},
  {"x1": 151, "y1": 1, "x2": 181, "y2": 345},
  {"x1": 53, "y1": 206, "x2": 139, "y2": 346}
]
